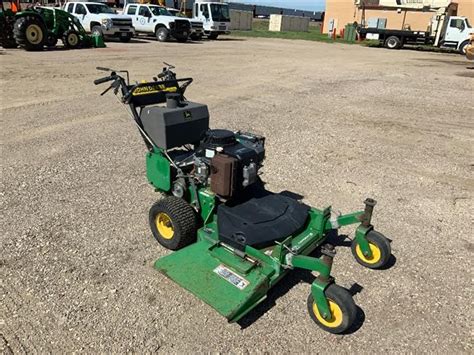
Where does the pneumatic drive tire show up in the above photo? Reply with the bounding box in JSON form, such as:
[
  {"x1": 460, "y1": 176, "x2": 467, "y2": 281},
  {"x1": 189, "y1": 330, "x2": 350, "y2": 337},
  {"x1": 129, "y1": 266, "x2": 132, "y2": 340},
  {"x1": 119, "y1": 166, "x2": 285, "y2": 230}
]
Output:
[
  {"x1": 149, "y1": 196, "x2": 197, "y2": 250},
  {"x1": 63, "y1": 29, "x2": 81, "y2": 49},
  {"x1": 351, "y1": 230, "x2": 391, "y2": 269},
  {"x1": 307, "y1": 284, "x2": 357, "y2": 334},
  {"x1": 13, "y1": 16, "x2": 46, "y2": 51}
]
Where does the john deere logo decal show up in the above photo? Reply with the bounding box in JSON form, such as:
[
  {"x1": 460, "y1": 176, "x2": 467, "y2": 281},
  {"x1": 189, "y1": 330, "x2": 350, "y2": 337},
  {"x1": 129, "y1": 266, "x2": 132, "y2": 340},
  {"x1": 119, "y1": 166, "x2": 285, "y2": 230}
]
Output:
[{"x1": 132, "y1": 84, "x2": 177, "y2": 96}]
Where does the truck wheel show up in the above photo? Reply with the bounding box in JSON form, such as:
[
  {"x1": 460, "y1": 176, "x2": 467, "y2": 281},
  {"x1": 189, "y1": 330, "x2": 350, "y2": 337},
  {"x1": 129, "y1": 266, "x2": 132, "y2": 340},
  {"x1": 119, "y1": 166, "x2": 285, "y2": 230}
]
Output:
[
  {"x1": 63, "y1": 29, "x2": 80, "y2": 49},
  {"x1": 155, "y1": 27, "x2": 169, "y2": 42},
  {"x1": 13, "y1": 16, "x2": 46, "y2": 51},
  {"x1": 459, "y1": 40, "x2": 469, "y2": 55},
  {"x1": 119, "y1": 34, "x2": 132, "y2": 43},
  {"x1": 384, "y1": 36, "x2": 402, "y2": 49},
  {"x1": 208, "y1": 33, "x2": 218, "y2": 40},
  {"x1": 91, "y1": 25, "x2": 103, "y2": 38},
  {"x1": 149, "y1": 196, "x2": 197, "y2": 250},
  {"x1": 190, "y1": 33, "x2": 202, "y2": 41}
]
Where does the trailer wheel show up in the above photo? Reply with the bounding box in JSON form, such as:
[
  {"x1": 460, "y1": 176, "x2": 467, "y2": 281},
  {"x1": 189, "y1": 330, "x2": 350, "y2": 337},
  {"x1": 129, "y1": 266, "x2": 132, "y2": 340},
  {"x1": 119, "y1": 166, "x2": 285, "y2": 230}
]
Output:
[
  {"x1": 149, "y1": 196, "x2": 197, "y2": 250},
  {"x1": 155, "y1": 27, "x2": 169, "y2": 42},
  {"x1": 307, "y1": 284, "x2": 357, "y2": 334},
  {"x1": 63, "y1": 29, "x2": 81, "y2": 49},
  {"x1": 384, "y1": 36, "x2": 402, "y2": 49},
  {"x1": 459, "y1": 40, "x2": 469, "y2": 55},
  {"x1": 13, "y1": 16, "x2": 46, "y2": 51},
  {"x1": 351, "y1": 230, "x2": 391, "y2": 269}
]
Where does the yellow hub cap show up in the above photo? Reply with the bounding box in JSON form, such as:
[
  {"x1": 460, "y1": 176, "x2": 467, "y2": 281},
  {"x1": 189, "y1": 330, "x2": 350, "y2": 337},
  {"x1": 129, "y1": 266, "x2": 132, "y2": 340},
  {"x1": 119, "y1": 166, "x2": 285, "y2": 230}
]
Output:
[
  {"x1": 26, "y1": 24, "x2": 43, "y2": 45},
  {"x1": 313, "y1": 300, "x2": 343, "y2": 328},
  {"x1": 155, "y1": 212, "x2": 174, "y2": 240},
  {"x1": 356, "y1": 242, "x2": 381, "y2": 264}
]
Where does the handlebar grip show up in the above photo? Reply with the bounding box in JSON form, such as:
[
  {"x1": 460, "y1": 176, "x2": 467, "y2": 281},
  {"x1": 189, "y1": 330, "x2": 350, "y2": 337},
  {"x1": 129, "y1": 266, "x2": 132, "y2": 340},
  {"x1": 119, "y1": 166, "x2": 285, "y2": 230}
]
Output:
[
  {"x1": 94, "y1": 75, "x2": 114, "y2": 85},
  {"x1": 157, "y1": 72, "x2": 167, "y2": 79}
]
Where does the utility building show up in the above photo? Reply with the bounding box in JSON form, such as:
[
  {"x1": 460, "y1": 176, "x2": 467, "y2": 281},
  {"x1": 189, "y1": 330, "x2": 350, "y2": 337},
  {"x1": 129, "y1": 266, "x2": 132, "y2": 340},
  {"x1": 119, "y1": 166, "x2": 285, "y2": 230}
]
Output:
[{"x1": 323, "y1": 0, "x2": 473, "y2": 33}]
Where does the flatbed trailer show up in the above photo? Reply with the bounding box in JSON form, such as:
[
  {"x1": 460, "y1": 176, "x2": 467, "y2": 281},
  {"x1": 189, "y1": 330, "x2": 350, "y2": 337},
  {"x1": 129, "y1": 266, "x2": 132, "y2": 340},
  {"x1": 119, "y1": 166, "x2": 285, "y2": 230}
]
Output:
[{"x1": 358, "y1": 27, "x2": 434, "y2": 49}]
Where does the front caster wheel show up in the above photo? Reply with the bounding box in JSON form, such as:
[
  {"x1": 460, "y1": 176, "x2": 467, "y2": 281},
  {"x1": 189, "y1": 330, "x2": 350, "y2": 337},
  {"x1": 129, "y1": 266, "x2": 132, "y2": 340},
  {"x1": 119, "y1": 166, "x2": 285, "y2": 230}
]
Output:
[
  {"x1": 307, "y1": 284, "x2": 357, "y2": 334},
  {"x1": 351, "y1": 230, "x2": 391, "y2": 269},
  {"x1": 149, "y1": 196, "x2": 197, "y2": 250}
]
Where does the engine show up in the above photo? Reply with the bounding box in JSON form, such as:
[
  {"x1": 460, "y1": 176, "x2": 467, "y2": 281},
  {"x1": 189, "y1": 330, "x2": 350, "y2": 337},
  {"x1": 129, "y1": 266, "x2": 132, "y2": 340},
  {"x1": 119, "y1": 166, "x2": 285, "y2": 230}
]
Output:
[{"x1": 194, "y1": 129, "x2": 265, "y2": 198}]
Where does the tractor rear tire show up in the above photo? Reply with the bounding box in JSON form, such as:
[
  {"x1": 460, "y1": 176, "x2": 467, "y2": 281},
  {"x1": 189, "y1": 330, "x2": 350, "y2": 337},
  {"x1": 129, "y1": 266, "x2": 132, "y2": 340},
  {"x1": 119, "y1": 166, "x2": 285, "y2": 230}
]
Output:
[
  {"x1": 63, "y1": 29, "x2": 80, "y2": 49},
  {"x1": 13, "y1": 16, "x2": 46, "y2": 51},
  {"x1": 307, "y1": 284, "x2": 357, "y2": 334},
  {"x1": 149, "y1": 196, "x2": 197, "y2": 250},
  {"x1": 155, "y1": 27, "x2": 169, "y2": 42}
]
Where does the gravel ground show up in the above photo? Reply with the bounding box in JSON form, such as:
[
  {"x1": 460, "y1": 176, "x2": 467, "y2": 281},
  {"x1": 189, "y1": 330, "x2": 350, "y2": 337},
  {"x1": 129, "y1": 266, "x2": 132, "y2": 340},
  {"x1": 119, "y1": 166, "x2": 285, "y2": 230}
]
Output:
[{"x1": 1, "y1": 37, "x2": 473, "y2": 353}]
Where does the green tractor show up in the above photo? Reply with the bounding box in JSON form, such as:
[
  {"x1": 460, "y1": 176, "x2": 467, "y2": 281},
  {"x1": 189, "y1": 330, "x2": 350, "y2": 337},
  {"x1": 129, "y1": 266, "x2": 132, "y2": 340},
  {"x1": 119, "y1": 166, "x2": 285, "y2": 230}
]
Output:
[
  {"x1": 94, "y1": 65, "x2": 393, "y2": 334},
  {"x1": 0, "y1": 0, "x2": 93, "y2": 50}
]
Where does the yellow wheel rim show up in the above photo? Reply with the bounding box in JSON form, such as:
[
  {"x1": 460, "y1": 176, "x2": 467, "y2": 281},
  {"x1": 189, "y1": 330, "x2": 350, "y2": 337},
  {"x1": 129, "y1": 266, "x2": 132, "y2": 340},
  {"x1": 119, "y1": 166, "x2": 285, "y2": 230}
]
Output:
[
  {"x1": 26, "y1": 24, "x2": 43, "y2": 45},
  {"x1": 356, "y1": 242, "x2": 381, "y2": 264},
  {"x1": 313, "y1": 300, "x2": 343, "y2": 328},
  {"x1": 155, "y1": 212, "x2": 174, "y2": 240}
]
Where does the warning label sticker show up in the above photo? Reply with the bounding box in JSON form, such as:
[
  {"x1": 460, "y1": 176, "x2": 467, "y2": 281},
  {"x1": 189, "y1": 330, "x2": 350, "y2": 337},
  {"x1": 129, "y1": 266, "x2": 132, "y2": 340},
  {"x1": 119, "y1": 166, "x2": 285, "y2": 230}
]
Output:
[{"x1": 213, "y1": 264, "x2": 249, "y2": 290}]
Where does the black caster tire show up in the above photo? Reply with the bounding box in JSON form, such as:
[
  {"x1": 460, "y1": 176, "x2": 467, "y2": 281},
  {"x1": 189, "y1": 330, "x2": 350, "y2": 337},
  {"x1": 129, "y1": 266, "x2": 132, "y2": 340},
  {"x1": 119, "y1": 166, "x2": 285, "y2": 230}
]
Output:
[
  {"x1": 307, "y1": 284, "x2": 357, "y2": 334},
  {"x1": 351, "y1": 230, "x2": 391, "y2": 269},
  {"x1": 149, "y1": 196, "x2": 197, "y2": 250}
]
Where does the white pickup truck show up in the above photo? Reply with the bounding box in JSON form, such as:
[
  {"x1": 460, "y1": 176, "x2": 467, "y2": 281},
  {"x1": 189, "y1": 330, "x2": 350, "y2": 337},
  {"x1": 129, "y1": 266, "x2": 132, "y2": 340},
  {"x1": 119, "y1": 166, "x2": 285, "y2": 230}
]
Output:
[
  {"x1": 64, "y1": 2, "x2": 135, "y2": 42},
  {"x1": 123, "y1": 4, "x2": 190, "y2": 42}
]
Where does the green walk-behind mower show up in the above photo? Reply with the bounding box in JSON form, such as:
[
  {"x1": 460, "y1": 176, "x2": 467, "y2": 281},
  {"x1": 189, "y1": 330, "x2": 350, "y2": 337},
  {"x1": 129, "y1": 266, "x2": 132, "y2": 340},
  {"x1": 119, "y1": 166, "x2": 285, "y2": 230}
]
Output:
[
  {"x1": 0, "y1": 0, "x2": 95, "y2": 50},
  {"x1": 94, "y1": 64, "x2": 393, "y2": 334}
]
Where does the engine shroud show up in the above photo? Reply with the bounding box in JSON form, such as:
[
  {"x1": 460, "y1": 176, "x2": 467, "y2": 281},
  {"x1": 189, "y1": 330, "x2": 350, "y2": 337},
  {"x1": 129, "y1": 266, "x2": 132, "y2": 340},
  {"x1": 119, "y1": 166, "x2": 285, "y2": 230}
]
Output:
[{"x1": 196, "y1": 129, "x2": 265, "y2": 197}]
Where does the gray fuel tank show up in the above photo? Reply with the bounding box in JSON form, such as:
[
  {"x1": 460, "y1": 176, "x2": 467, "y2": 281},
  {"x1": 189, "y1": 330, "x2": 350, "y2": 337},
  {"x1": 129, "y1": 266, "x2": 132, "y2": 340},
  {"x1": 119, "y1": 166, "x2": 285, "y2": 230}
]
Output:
[{"x1": 140, "y1": 101, "x2": 209, "y2": 149}]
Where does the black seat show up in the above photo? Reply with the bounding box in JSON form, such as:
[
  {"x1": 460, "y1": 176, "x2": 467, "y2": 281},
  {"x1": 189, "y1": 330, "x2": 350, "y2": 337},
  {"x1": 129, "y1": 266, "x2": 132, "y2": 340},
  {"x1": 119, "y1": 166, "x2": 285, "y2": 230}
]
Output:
[{"x1": 217, "y1": 194, "x2": 309, "y2": 251}]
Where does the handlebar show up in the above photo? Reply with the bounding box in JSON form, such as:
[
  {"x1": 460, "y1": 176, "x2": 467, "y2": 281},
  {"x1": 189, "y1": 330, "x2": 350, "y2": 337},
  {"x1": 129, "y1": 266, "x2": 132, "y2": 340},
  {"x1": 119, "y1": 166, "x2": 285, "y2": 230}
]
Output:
[{"x1": 94, "y1": 75, "x2": 116, "y2": 85}]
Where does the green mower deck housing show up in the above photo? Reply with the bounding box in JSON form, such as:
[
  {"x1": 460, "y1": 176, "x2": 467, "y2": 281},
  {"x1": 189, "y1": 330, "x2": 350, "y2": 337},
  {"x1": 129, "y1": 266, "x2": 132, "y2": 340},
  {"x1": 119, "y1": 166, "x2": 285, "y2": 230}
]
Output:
[{"x1": 94, "y1": 65, "x2": 393, "y2": 334}]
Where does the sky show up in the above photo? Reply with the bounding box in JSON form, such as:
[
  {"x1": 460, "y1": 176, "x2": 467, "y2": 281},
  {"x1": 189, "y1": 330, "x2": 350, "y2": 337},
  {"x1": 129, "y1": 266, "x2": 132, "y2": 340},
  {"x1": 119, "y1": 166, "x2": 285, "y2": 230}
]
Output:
[{"x1": 228, "y1": 0, "x2": 326, "y2": 12}]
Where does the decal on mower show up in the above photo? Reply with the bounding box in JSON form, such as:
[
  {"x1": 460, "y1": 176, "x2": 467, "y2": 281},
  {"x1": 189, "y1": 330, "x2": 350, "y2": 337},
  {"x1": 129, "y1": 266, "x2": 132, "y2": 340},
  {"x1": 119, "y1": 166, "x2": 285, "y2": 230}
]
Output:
[
  {"x1": 213, "y1": 264, "x2": 249, "y2": 290},
  {"x1": 132, "y1": 84, "x2": 177, "y2": 96}
]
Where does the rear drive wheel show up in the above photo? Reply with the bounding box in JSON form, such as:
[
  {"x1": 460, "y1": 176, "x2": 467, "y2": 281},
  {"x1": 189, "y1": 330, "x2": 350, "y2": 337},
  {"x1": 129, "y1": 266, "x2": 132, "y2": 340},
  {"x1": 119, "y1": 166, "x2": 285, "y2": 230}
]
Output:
[
  {"x1": 155, "y1": 27, "x2": 169, "y2": 42},
  {"x1": 351, "y1": 230, "x2": 391, "y2": 269},
  {"x1": 149, "y1": 196, "x2": 197, "y2": 250},
  {"x1": 208, "y1": 33, "x2": 218, "y2": 40},
  {"x1": 307, "y1": 284, "x2": 357, "y2": 334},
  {"x1": 13, "y1": 16, "x2": 46, "y2": 51},
  {"x1": 63, "y1": 29, "x2": 80, "y2": 49},
  {"x1": 385, "y1": 35, "x2": 402, "y2": 49}
]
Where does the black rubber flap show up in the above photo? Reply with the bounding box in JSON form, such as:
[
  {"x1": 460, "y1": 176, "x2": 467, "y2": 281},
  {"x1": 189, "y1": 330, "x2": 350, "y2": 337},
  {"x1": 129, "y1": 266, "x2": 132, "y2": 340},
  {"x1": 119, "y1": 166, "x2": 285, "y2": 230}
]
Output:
[{"x1": 217, "y1": 194, "x2": 309, "y2": 251}]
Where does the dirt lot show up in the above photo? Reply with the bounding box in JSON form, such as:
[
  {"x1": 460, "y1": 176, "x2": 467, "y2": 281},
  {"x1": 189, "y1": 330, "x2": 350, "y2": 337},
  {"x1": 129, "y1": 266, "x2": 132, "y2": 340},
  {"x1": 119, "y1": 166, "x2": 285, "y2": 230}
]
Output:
[{"x1": 1, "y1": 37, "x2": 473, "y2": 353}]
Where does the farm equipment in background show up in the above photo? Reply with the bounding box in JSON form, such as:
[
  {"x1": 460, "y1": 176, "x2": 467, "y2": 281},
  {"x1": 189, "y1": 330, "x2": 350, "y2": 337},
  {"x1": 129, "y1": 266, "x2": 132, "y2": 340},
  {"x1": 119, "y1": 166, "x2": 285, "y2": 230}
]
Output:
[
  {"x1": 0, "y1": 0, "x2": 96, "y2": 50},
  {"x1": 94, "y1": 64, "x2": 393, "y2": 334}
]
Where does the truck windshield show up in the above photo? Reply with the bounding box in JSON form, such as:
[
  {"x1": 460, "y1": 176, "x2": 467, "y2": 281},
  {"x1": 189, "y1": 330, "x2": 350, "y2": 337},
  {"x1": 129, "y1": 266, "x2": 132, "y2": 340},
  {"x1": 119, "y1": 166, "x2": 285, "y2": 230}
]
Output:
[
  {"x1": 86, "y1": 4, "x2": 115, "y2": 14},
  {"x1": 150, "y1": 6, "x2": 172, "y2": 16},
  {"x1": 210, "y1": 4, "x2": 229, "y2": 22}
]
